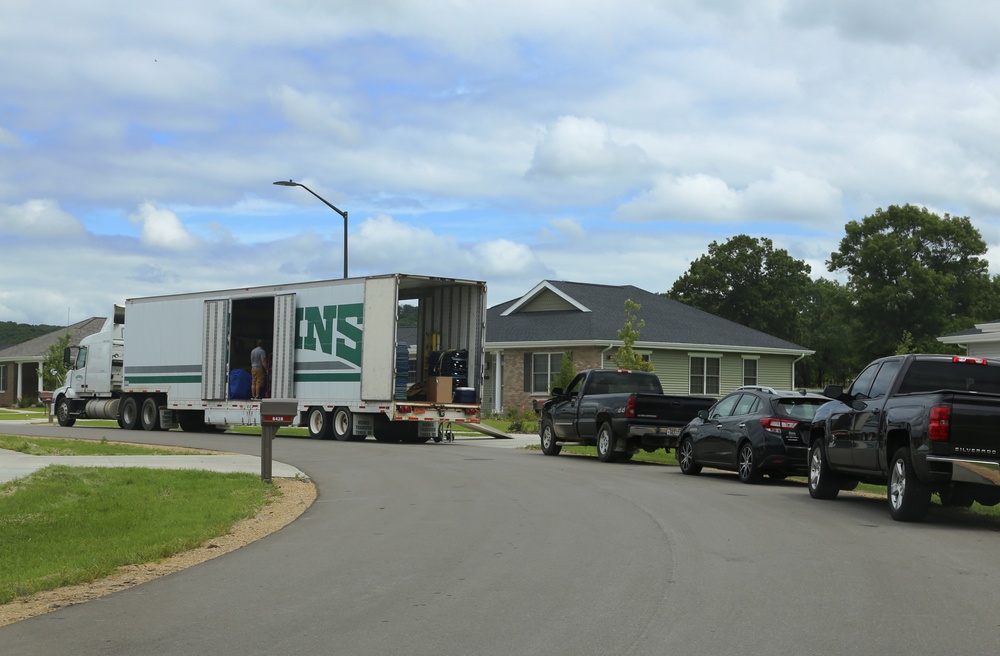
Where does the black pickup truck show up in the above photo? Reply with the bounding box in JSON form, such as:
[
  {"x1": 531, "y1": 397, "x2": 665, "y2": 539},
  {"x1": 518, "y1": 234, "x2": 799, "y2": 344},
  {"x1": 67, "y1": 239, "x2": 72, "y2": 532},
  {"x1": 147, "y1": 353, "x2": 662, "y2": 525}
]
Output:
[
  {"x1": 538, "y1": 369, "x2": 715, "y2": 463},
  {"x1": 808, "y1": 354, "x2": 1000, "y2": 521}
]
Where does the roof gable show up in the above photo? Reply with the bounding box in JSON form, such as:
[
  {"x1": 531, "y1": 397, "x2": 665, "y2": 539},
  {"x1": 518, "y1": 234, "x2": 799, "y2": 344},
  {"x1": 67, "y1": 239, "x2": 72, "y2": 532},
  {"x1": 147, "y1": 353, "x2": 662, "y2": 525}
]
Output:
[{"x1": 500, "y1": 280, "x2": 591, "y2": 316}]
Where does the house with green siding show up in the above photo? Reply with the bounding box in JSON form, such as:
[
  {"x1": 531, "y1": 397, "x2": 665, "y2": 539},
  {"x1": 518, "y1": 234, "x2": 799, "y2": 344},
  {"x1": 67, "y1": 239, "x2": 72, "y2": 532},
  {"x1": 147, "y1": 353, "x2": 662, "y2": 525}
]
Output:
[{"x1": 483, "y1": 280, "x2": 813, "y2": 413}]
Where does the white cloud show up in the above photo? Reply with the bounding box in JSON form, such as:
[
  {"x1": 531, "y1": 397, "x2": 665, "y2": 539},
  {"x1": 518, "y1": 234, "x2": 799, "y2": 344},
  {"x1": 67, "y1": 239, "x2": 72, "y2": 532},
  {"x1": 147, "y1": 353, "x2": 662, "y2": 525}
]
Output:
[
  {"x1": 127, "y1": 203, "x2": 199, "y2": 250},
  {"x1": 0, "y1": 200, "x2": 86, "y2": 238}
]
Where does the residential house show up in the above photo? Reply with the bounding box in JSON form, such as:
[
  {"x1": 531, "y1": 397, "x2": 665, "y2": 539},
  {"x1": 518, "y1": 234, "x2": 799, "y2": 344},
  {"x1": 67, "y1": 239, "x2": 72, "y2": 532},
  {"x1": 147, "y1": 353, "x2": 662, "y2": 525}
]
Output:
[
  {"x1": 937, "y1": 320, "x2": 1000, "y2": 358},
  {"x1": 484, "y1": 281, "x2": 813, "y2": 413},
  {"x1": 0, "y1": 317, "x2": 106, "y2": 406}
]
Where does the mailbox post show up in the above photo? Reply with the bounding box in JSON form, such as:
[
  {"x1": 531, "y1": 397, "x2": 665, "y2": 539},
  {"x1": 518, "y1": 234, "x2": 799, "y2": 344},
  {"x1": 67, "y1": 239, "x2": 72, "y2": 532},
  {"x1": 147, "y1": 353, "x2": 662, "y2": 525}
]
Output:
[{"x1": 259, "y1": 399, "x2": 297, "y2": 483}]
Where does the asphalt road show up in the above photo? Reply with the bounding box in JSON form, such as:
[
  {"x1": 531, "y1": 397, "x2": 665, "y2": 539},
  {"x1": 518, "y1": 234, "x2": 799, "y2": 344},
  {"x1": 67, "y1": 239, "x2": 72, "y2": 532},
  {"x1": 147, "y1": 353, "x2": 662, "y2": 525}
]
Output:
[{"x1": 2, "y1": 423, "x2": 999, "y2": 655}]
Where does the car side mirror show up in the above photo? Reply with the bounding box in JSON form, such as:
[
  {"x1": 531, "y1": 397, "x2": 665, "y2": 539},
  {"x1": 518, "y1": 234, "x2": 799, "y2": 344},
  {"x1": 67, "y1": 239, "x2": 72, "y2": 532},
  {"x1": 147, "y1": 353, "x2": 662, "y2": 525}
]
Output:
[
  {"x1": 63, "y1": 346, "x2": 73, "y2": 369},
  {"x1": 823, "y1": 384, "x2": 844, "y2": 400},
  {"x1": 551, "y1": 387, "x2": 563, "y2": 397},
  {"x1": 697, "y1": 410, "x2": 708, "y2": 420}
]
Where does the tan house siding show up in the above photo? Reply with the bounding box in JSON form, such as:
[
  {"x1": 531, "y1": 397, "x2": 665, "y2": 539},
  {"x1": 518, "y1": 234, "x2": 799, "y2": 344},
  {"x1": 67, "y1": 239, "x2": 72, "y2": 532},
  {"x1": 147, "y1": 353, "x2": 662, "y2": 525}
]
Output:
[
  {"x1": 498, "y1": 345, "x2": 604, "y2": 411},
  {"x1": 521, "y1": 293, "x2": 577, "y2": 312},
  {"x1": 757, "y1": 355, "x2": 794, "y2": 389}
]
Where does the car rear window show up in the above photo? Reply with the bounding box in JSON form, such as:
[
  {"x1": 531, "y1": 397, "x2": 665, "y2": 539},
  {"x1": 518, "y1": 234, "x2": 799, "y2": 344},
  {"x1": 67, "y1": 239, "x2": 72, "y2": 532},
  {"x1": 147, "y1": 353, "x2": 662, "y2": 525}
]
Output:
[
  {"x1": 775, "y1": 399, "x2": 826, "y2": 420},
  {"x1": 897, "y1": 360, "x2": 1000, "y2": 395}
]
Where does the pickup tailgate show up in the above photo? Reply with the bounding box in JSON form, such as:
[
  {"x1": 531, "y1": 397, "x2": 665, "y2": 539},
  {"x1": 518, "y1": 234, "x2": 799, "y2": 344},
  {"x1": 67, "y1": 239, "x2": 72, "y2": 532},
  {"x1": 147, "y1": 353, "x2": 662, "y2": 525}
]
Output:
[
  {"x1": 627, "y1": 393, "x2": 715, "y2": 444},
  {"x1": 944, "y1": 391, "x2": 1000, "y2": 457},
  {"x1": 632, "y1": 393, "x2": 715, "y2": 424}
]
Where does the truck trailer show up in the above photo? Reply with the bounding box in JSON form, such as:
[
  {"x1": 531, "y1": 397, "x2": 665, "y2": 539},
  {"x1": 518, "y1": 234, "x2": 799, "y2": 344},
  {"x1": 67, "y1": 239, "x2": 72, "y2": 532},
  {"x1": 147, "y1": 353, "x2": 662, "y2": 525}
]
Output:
[{"x1": 53, "y1": 273, "x2": 486, "y2": 442}]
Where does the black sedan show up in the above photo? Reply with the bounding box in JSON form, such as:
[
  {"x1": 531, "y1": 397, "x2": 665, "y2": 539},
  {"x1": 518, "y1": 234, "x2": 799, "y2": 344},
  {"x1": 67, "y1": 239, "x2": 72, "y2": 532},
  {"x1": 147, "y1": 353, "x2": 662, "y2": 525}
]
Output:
[{"x1": 677, "y1": 386, "x2": 829, "y2": 483}]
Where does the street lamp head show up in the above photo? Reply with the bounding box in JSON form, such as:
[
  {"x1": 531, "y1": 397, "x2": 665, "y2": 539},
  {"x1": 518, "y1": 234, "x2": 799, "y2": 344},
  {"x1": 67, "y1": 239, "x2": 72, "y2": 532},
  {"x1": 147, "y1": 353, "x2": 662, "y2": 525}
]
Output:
[{"x1": 273, "y1": 180, "x2": 298, "y2": 187}]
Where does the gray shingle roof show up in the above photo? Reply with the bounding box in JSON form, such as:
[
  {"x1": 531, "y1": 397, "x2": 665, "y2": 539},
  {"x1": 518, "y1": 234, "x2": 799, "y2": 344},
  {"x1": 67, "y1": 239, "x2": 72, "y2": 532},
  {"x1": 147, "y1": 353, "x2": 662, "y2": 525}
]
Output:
[
  {"x1": 0, "y1": 317, "x2": 107, "y2": 361},
  {"x1": 487, "y1": 281, "x2": 810, "y2": 352}
]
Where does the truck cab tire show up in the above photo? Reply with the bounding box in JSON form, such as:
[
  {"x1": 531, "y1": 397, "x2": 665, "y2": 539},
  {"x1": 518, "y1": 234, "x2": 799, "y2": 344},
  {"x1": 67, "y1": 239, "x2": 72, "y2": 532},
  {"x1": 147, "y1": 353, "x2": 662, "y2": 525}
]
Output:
[
  {"x1": 807, "y1": 440, "x2": 840, "y2": 500},
  {"x1": 888, "y1": 447, "x2": 931, "y2": 522},
  {"x1": 140, "y1": 397, "x2": 161, "y2": 431},
  {"x1": 56, "y1": 397, "x2": 76, "y2": 427},
  {"x1": 307, "y1": 407, "x2": 331, "y2": 440},
  {"x1": 121, "y1": 397, "x2": 140, "y2": 430},
  {"x1": 332, "y1": 407, "x2": 353, "y2": 441},
  {"x1": 596, "y1": 422, "x2": 620, "y2": 463},
  {"x1": 540, "y1": 420, "x2": 562, "y2": 456}
]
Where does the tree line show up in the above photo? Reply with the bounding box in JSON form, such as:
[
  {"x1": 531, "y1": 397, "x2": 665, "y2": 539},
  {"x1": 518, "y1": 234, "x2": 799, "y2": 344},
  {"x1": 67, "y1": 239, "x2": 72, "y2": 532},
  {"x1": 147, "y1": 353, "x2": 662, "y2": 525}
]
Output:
[
  {"x1": 664, "y1": 204, "x2": 1000, "y2": 387},
  {"x1": 0, "y1": 321, "x2": 61, "y2": 348}
]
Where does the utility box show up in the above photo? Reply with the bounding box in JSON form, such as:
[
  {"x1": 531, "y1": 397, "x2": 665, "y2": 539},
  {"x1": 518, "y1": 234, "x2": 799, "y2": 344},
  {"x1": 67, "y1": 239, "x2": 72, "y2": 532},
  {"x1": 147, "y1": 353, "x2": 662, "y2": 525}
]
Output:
[
  {"x1": 426, "y1": 376, "x2": 454, "y2": 403},
  {"x1": 261, "y1": 398, "x2": 297, "y2": 425}
]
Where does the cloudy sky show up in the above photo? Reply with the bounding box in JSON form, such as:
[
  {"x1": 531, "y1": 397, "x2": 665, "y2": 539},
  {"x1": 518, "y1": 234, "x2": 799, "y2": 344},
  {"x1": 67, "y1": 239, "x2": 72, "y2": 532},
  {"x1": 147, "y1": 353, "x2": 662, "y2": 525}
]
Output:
[{"x1": 3, "y1": 0, "x2": 1000, "y2": 325}]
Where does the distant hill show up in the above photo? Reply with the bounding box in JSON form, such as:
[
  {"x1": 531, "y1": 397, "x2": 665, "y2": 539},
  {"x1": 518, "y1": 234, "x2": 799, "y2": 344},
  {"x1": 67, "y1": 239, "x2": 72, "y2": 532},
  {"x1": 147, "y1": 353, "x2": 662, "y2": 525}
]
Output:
[{"x1": 0, "y1": 321, "x2": 62, "y2": 348}]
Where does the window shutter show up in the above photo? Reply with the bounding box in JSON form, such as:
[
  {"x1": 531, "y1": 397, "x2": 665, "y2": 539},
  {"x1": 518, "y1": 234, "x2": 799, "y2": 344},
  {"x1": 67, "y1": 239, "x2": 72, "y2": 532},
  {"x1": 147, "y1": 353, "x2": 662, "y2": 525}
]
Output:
[{"x1": 524, "y1": 353, "x2": 531, "y2": 392}]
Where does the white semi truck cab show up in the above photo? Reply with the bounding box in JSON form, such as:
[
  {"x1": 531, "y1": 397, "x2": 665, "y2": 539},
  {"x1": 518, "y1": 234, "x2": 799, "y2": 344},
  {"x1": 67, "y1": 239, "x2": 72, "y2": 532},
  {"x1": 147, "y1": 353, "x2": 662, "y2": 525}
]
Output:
[{"x1": 54, "y1": 306, "x2": 125, "y2": 426}]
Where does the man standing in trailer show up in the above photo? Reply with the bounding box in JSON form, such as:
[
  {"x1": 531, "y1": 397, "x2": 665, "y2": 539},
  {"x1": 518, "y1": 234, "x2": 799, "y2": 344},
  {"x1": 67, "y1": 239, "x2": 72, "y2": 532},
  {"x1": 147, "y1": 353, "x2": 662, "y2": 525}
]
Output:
[{"x1": 251, "y1": 339, "x2": 269, "y2": 400}]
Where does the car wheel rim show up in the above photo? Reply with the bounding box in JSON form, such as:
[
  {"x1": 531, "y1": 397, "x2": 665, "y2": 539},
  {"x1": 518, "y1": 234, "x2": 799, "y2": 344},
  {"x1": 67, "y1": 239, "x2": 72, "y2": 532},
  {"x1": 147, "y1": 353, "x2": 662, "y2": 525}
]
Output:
[
  {"x1": 680, "y1": 442, "x2": 692, "y2": 470},
  {"x1": 739, "y1": 446, "x2": 753, "y2": 479},
  {"x1": 809, "y1": 448, "x2": 822, "y2": 489},
  {"x1": 889, "y1": 460, "x2": 905, "y2": 510},
  {"x1": 335, "y1": 412, "x2": 347, "y2": 435},
  {"x1": 598, "y1": 431, "x2": 609, "y2": 454},
  {"x1": 542, "y1": 427, "x2": 552, "y2": 449}
]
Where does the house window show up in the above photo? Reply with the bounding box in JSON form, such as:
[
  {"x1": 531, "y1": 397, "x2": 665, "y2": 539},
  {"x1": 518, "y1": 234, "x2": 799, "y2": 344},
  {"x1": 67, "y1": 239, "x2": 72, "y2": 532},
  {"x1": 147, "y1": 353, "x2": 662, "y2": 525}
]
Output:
[
  {"x1": 0, "y1": 364, "x2": 6, "y2": 393},
  {"x1": 530, "y1": 352, "x2": 563, "y2": 394},
  {"x1": 690, "y1": 356, "x2": 721, "y2": 395},
  {"x1": 743, "y1": 358, "x2": 758, "y2": 386}
]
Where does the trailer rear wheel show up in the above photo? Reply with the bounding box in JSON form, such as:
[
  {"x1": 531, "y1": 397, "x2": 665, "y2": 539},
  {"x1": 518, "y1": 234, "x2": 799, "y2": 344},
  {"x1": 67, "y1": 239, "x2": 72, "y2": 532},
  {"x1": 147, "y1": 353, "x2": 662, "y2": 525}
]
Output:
[
  {"x1": 141, "y1": 397, "x2": 161, "y2": 431},
  {"x1": 121, "y1": 396, "x2": 140, "y2": 430},
  {"x1": 332, "y1": 407, "x2": 353, "y2": 441},
  {"x1": 307, "y1": 407, "x2": 331, "y2": 440}
]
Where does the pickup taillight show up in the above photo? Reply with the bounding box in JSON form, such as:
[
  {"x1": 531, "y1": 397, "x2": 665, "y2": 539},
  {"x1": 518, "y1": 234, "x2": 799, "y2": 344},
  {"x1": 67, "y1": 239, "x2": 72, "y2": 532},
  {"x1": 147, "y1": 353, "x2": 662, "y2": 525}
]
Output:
[
  {"x1": 625, "y1": 395, "x2": 636, "y2": 418},
  {"x1": 928, "y1": 405, "x2": 951, "y2": 442},
  {"x1": 760, "y1": 417, "x2": 798, "y2": 434}
]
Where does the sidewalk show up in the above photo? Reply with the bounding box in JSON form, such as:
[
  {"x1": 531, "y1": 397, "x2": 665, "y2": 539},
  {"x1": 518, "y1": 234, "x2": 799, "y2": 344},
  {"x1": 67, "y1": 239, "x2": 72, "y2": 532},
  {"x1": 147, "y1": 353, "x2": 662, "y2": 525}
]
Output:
[{"x1": 0, "y1": 449, "x2": 307, "y2": 485}]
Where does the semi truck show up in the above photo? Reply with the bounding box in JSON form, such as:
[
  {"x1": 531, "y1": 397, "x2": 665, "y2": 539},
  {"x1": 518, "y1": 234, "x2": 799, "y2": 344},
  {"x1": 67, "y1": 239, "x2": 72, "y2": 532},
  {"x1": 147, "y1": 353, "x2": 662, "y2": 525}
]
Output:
[{"x1": 52, "y1": 273, "x2": 487, "y2": 442}]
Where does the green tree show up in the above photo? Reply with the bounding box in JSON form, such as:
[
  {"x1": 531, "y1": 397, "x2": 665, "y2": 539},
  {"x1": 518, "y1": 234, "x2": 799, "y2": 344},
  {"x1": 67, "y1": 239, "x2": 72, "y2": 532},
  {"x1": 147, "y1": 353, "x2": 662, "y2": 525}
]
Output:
[
  {"x1": 827, "y1": 204, "x2": 992, "y2": 362},
  {"x1": 612, "y1": 299, "x2": 653, "y2": 372},
  {"x1": 43, "y1": 334, "x2": 72, "y2": 390},
  {"x1": 795, "y1": 278, "x2": 860, "y2": 387},
  {"x1": 551, "y1": 352, "x2": 577, "y2": 393},
  {"x1": 667, "y1": 235, "x2": 813, "y2": 344}
]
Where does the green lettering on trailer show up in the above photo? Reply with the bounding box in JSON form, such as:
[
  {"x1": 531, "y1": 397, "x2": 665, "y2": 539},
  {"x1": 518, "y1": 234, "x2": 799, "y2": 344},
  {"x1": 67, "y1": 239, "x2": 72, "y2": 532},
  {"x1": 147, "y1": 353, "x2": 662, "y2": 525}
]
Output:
[
  {"x1": 297, "y1": 305, "x2": 337, "y2": 354},
  {"x1": 336, "y1": 303, "x2": 363, "y2": 367}
]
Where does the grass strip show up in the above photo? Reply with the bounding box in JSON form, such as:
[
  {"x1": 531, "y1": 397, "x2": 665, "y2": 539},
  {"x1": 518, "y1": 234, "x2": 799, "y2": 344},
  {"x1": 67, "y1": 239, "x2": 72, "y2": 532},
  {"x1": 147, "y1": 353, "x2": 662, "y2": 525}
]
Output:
[
  {"x1": 0, "y1": 435, "x2": 200, "y2": 456},
  {"x1": 0, "y1": 466, "x2": 273, "y2": 604}
]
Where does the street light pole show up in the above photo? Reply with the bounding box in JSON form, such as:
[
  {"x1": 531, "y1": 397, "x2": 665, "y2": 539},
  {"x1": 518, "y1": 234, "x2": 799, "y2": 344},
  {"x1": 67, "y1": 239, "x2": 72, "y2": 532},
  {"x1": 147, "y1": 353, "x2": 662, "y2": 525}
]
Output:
[{"x1": 273, "y1": 180, "x2": 349, "y2": 279}]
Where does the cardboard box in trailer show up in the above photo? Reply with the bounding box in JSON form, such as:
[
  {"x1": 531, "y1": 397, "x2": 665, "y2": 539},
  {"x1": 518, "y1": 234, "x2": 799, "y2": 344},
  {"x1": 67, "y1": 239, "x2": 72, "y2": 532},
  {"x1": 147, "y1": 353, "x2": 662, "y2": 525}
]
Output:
[{"x1": 52, "y1": 274, "x2": 487, "y2": 443}]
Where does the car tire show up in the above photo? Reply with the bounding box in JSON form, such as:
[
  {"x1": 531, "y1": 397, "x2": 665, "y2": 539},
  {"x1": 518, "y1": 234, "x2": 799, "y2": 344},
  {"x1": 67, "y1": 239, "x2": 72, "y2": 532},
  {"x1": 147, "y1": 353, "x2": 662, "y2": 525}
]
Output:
[
  {"x1": 808, "y1": 440, "x2": 840, "y2": 500},
  {"x1": 540, "y1": 420, "x2": 561, "y2": 456},
  {"x1": 677, "y1": 436, "x2": 701, "y2": 475},
  {"x1": 888, "y1": 447, "x2": 931, "y2": 522},
  {"x1": 332, "y1": 407, "x2": 353, "y2": 441},
  {"x1": 55, "y1": 396, "x2": 76, "y2": 427},
  {"x1": 596, "y1": 422, "x2": 619, "y2": 463},
  {"x1": 737, "y1": 441, "x2": 763, "y2": 484},
  {"x1": 121, "y1": 396, "x2": 140, "y2": 430},
  {"x1": 307, "y1": 407, "x2": 331, "y2": 440}
]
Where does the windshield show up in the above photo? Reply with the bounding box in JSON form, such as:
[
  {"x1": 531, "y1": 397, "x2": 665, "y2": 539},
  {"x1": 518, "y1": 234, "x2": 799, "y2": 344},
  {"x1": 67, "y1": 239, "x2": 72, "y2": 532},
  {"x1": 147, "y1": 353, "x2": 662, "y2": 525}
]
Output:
[{"x1": 587, "y1": 372, "x2": 662, "y2": 395}]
